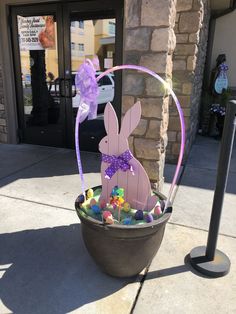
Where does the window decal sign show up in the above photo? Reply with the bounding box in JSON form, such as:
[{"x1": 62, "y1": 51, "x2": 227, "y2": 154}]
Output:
[
  {"x1": 18, "y1": 16, "x2": 55, "y2": 50},
  {"x1": 214, "y1": 63, "x2": 229, "y2": 94}
]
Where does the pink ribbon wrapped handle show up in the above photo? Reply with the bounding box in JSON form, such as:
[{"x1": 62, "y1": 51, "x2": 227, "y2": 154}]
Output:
[{"x1": 75, "y1": 62, "x2": 186, "y2": 209}]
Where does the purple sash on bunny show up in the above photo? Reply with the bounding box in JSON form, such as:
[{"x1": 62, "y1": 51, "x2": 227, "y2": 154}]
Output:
[{"x1": 102, "y1": 150, "x2": 134, "y2": 179}]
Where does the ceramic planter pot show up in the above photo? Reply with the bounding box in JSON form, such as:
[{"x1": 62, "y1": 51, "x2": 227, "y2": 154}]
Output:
[{"x1": 75, "y1": 186, "x2": 172, "y2": 278}]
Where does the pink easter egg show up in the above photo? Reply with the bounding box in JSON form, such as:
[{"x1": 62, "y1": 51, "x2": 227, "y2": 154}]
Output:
[
  {"x1": 154, "y1": 205, "x2": 162, "y2": 215},
  {"x1": 99, "y1": 199, "x2": 107, "y2": 209},
  {"x1": 90, "y1": 198, "x2": 97, "y2": 206}
]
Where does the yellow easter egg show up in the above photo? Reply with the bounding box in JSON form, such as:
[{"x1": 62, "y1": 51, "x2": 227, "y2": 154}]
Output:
[
  {"x1": 123, "y1": 202, "x2": 130, "y2": 212},
  {"x1": 87, "y1": 188, "x2": 94, "y2": 199}
]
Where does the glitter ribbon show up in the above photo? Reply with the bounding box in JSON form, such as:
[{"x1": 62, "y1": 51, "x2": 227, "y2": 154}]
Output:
[
  {"x1": 75, "y1": 57, "x2": 99, "y2": 122},
  {"x1": 75, "y1": 57, "x2": 99, "y2": 196},
  {"x1": 102, "y1": 150, "x2": 134, "y2": 179}
]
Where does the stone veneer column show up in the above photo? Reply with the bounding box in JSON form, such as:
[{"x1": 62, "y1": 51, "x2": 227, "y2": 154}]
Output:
[
  {"x1": 123, "y1": 0, "x2": 177, "y2": 190},
  {"x1": 0, "y1": 62, "x2": 7, "y2": 143},
  {"x1": 166, "y1": 0, "x2": 210, "y2": 163}
]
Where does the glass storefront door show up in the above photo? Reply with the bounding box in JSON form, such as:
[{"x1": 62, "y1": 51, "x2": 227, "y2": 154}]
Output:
[
  {"x1": 11, "y1": 4, "x2": 67, "y2": 147},
  {"x1": 69, "y1": 17, "x2": 116, "y2": 152},
  {"x1": 11, "y1": 1, "x2": 123, "y2": 150}
]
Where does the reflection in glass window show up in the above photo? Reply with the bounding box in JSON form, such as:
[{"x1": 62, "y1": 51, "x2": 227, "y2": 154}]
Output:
[
  {"x1": 79, "y1": 21, "x2": 84, "y2": 29},
  {"x1": 17, "y1": 15, "x2": 60, "y2": 127},
  {"x1": 79, "y1": 43, "x2": 84, "y2": 51},
  {"x1": 108, "y1": 21, "x2": 115, "y2": 35},
  {"x1": 70, "y1": 19, "x2": 116, "y2": 73}
]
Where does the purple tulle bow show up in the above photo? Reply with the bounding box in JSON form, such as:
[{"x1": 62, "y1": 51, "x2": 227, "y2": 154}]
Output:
[
  {"x1": 102, "y1": 150, "x2": 134, "y2": 179},
  {"x1": 75, "y1": 58, "x2": 99, "y2": 122}
]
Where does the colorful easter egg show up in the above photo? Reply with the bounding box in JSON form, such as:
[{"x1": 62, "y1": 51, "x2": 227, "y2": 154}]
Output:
[
  {"x1": 156, "y1": 200, "x2": 161, "y2": 207},
  {"x1": 91, "y1": 205, "x2": 101, "y2": 214},
  {"x1": 86, "y1": 188, "x2": 94, "y2": 199},
  {"x1": 103, "y1": 211, "x2": 114, "y2": 224},
  {"x1": 135, "y1": 209, "x2": 144, "y2": 220},
  {"x1": 145, "y1": 213, "x2": 154, "y2": 223},
  {"x1": 77, "y1": 194, "x2": 85, "y2": 204},
  {"x1": 123, "y1": 217, "x2": 132, "y2": 225},
  {"x1": 90, "y1": 198, "x2": 97, "y2": 206},
  {"x1": 75, "y1": 194, "x2": 85, "y2": 210},
  {"x1": 154, "y1": 205, "x2": 162, "y2": 215},
  {"x1": 103, "y1": 211, "x2": 112, "y2": 219},
  {"x1": 99, "y1": 199, "x2": 107, "y2": 209},
  {"x1": 105, "y1": 216, "x2": 114, "y2": 224},
  {"x1": 123, "y1": 202, "x2": 130, "y2": 212}
]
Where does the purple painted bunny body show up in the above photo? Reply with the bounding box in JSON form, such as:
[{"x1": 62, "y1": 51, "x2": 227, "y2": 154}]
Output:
[{"x1": 99, "y1": 102, "x2": 158, "y2": 211}]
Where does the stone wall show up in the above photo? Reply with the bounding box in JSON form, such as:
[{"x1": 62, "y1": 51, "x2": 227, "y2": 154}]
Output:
[
  {"x1": 123, "y1": 0, "x2": 177, "y2": 189},
  {"x1": 166, "y1": 0, "x2": 210, "y2": 163},
  {"x1": 0, "y1": 62, "x2": 7, "y2": 143}
]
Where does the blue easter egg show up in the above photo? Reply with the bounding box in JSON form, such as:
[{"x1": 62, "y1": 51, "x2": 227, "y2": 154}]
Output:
[
  {"x1": 123, "y1": 217, "x2": 132, "y2": 225},
  {"x1": 75, "y1": 194, "x2": 85, "y2": 210},
  {"x1": 91, "y1": 205, "x2": 101, "y2": 214},
  {"x1": 145, "y1": 213, "x2": 154, "y2": 223},
  {"x1": 78, "y1": 194, "x2": 85, "y2": 203},
  {"x1": 135, "y1": 209, "x2": 144, "y2": 220}
]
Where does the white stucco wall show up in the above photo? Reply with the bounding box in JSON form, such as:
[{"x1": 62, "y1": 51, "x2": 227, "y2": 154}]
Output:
[{"x1": 211, "y1": 9, "x2": 236, "y2": 87}]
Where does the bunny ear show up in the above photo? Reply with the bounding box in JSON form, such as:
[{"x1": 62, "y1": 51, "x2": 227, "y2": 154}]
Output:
[
  {"x1": 120, "y1": 101, "x2": 141, "y2": 137},
  {"x1": 104, "y1": 102, "x2": 119, "y2": 136}
]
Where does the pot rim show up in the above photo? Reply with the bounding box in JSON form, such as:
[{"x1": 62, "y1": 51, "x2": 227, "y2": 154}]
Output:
[{"x1": 76, "y1": 185, "x2": 172, "y2": 230}]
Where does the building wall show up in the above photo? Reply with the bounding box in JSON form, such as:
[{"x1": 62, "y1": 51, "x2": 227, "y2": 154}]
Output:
[
  {"x1": 0, "y1": 62, "x2": 8, "y2": 143},
  {"x1": 0, "y1": 0, "x2": 211, "y2": 191},
  {"x1": 123, "y1": 0, "x2": 176, "y2": 189},
  {"x1": 211, "y1": 9, "x2": 236, "y2": 87},
  {"x1": 166, "y1": 0, "x2": 210, "y2": 163}
]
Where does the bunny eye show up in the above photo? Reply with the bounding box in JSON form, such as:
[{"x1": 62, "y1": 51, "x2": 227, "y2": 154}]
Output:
[{"x1": 105, "y1": 140, "x2": 108, "y2": 143}]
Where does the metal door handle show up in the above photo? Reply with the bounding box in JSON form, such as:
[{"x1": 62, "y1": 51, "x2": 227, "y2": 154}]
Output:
[
  {"x1": 54, "y1": 78, "x2": 76, "y2": 98},
  {"x1": 59, "y1": 78, "x2": 66, "y2": 97},
  {"x1": 65, "y1": 78, "x2": 77, "y2": 98}
]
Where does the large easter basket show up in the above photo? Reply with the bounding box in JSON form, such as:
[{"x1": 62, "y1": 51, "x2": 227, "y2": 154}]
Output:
[
  {"x1": 75, "y1": 187, "x2": 172, "y2": 277},
  {"x1": 74, "y1": 62, "x2": 185, "y2": 277}
]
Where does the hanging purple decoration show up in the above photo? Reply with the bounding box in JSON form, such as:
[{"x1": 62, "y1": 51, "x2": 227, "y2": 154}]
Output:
[
  {"x1": 74, "y1": 57, "x2": 100, "y2": 196},
  {"x1": 214, "y1": 62, "x2": 229, "y2": 94},
  {"x1": 75, "y1": 57, "x2": 100, "y2": 121}
]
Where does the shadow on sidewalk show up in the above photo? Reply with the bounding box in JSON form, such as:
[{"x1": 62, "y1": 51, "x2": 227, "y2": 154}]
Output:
[
  {"x1": 143, "y1": 255, "x2": 211, "y2": 281},
  {"x1": 0, "y1": 148, "x2": 101, "y2": 189},
  {"x1": 0, "y1": 224, "x2": 135, "y2": 314},
  {"x1": 164, "y1": 135, "x2": 236, "y2": 194}
]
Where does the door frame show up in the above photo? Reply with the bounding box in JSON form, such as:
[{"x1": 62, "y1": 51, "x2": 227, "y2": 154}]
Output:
[
  {"x1": 0, "y1": 0, "x2": 124, "y2": 146},
  {"x1": 11, "y1": 3, "x2": 67, "y2": 146},
  {"x1": 62, "y1": 0, "x2": 124, "y2": 147}
]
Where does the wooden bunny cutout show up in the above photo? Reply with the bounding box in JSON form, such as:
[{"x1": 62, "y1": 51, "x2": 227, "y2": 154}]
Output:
[{"x1": 99, "y1": 102, "x2": 158, "y2": 211}]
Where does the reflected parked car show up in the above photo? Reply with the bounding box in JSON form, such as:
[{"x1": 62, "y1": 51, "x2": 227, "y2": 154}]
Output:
[
  {"x1": 72, "y1": 72, "x2": 115, "y2": 110},
  {"x1": 49, "y1": 72, "x2": 115, "y2": 114}
]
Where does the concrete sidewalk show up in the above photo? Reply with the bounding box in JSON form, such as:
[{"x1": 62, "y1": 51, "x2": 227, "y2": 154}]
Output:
[{"x1": 0, "y1": 136, "x2": 235, "y2": 313}]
